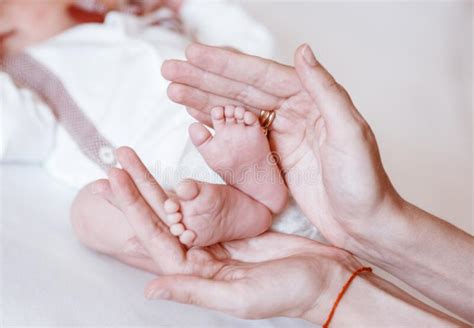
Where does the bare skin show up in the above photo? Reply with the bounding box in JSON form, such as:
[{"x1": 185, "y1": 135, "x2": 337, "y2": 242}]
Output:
[
  {"x1": 0, "y1": 0, "x2": 79, "y2": 55},
  {"x1": 160, "y1": 105, "x2": 286, "y2": 246},
  {"x1": 161, "y1": 43, "x2": 474, "y2": 322},
  {"x1": 71, "y1": 145, "x2": 272, "y2": 258},
  {"x1": 163, "y1": 180, "x2": 272, "y2": 247},
  {"x1": 94, "y1": 146, "x2": 466, "y2": 327},
  {"x1": 188, "y1": 105, "x2": 288, "y2": 214},
  {"x1": 70, "y1": 147, "x2": 466, "y2": 325},
  {"x1": 0, "y1": 0, "x2": 182, "y2": 56}
]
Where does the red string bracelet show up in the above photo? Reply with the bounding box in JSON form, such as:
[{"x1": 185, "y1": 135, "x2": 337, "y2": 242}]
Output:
[{"x1": 323, "y1": 266, "x2": 373, "y2": 328}]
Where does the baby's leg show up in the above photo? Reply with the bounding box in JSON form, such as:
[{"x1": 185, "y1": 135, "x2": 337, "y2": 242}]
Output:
[
  {"x1": 189, "y1": 105, "x2": 288, "y2": 214},
  {"x1": 70, "y1": 180, "x2": 160, "y2": 274},
  {"x1": 163, "y1": 180, "x2": 272, "y2": 247}
]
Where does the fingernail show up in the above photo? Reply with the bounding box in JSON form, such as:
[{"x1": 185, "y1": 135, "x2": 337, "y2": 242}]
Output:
[
  {"x1": 148, "y1": 289, "x2": 171, "y2": 300},
  {"x1": 302, "y1": 44, "x2": 318, "y2": 67}
]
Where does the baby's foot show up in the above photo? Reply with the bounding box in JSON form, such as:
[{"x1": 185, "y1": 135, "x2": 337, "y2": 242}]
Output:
[
  {"x1": 163, "y1": 180, "x2": 272, "y2": 247},
  {"x1": 189, "y1": 105, "x2": 288, "y2": 214}
]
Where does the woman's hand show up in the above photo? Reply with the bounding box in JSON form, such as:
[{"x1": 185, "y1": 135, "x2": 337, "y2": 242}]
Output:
[
  {"x1": 102, "y1": 147, "x2": 465, "y2": 327},
  {"x1": 160, "y1": 44, "x2": 474, "y2": 321},
  {"x1": 161, "y1": 44, "x2": 399, "y2": 258},
  {"x1": 105, "y1": 147, "x2": 362, "y2": 324}
]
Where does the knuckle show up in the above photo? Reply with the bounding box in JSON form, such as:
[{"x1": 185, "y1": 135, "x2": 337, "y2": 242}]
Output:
[
  {"x1": 202, "y1": 93, "x2": 212, "y2": 111},
  {"x1": 322, "y1": 78, "x2": 344, "y2": 96},
  {"x1": 201, "y1": 71, "x2": 212, "y2": 89},
  {"x1": 176, "y1": 290, "x2": 195, "y2": 305},
  {"x1": 216, "y1": 55, "x2": 231, "y2": 76},
  {"x1": 358, "y1": 122, "x2": 374, "y2": 142},
  {"x1": 252, "y1": 61, "x2": 271, "y2": 89},
  {"x1": 346, "y1": 119, "x2": 373, "y2": 141},
  {"x1": 135, "y1": 173, "x2": 158, "y2": 190},
  {"x1": 122, "y1": 188, "x2": 141, "y2": 208},
  {"x1": 235, "y1": 85, "x2": 251, "y2": 103}
]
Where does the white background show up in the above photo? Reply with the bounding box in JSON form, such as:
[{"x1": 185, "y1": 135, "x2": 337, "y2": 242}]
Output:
[{"x1": 2, "y1": 1, "x2": 472, "y2": 326}]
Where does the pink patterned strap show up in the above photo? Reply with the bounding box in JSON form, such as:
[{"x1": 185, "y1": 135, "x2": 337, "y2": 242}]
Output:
[{"x1": 1, "y1": 53, "x2": 117, "y2": 171}]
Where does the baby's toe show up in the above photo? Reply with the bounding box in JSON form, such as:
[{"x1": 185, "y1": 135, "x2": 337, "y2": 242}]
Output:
[
  {"x1": 189, "y1": 123, "x2": 213, "y2": 148},
  {"x1": 164, "y1": 199, "x2": 179, "y2": 213},
  {"x1": 211, "y1": 106, "x2": 225, "y2": 129},
  {"x1": 234, "y1": 106, "x2": 245, "y2": 123},
  {"x1": 224, "y1": 105, "x2": 236, "y2": 123},
  {"x1": 244, "y1": 110, "x2": 259, "y2": 126},
  {"x1": 176, "y1": 180, "x2": 200, "y2": 201},
  {"x1": 179, "y1": 230, "x2": 196, "y2": 246},
  {"x1": 165, "y1": 212, "x2": 182, "y2": 226},
  {"x1": 170, "y1": 223, "x2": 185, "y2": 236}
]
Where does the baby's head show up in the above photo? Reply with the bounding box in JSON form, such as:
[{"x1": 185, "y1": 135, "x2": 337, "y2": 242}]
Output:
[
  {"x1": 0, "y1": 0, "x2": 170, "y2": 56},
  {"x1": 0, "y1": 0, "x2": 80, "y2": 55}
]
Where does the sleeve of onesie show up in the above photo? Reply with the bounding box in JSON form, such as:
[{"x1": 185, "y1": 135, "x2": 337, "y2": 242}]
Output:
[
  {"x1": 179, "y1": 0, "x2": 275, "y2": 58},
  {"x1": 0, "y1": 72, "x2": 56, "y2": 163}
]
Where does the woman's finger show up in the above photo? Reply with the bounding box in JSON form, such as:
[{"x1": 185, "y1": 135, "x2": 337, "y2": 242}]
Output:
[
  {"x1": 146, "y1": 275, "x2": 245, "y2": 316},
  {"x1": 167, "y1": 83, "x2": 262, "y2": 119},
  {"x1": 294, "y1": 44, "x2": 361, "y2": 133},
  {"x1": 108, "y1": 167, "x2": 186, "y2": 273},
  {"x1": 183, "y1": 43, "x2": 301, "y2": 98},
  {"x1": 115, "y1": 146, "x2": 169, "y2": 221},
  {"x1": 162, "y1": 60, "x2": 280, "y2": 110}
]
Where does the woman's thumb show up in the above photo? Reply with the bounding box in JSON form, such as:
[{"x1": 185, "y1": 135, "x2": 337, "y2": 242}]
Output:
[
  {"x1": 294, "y1": 44, "x2": 359, "y2": 132},
  {"x1": 145, "y1": 275, "x2": 239, "y2": 312}
]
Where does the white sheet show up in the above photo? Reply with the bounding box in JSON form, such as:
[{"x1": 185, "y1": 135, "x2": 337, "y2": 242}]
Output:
[{"x1": 1, "y1": 164, "x2": 312, "y2": 327}]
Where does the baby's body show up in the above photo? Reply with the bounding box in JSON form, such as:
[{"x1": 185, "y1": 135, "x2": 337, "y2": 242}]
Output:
[
  {"x1": 1, "y1": 0, "x2": 275, "y2": 187},
  {"x1": 1, "y1": 1, "x2": 319, "y2": 268}
]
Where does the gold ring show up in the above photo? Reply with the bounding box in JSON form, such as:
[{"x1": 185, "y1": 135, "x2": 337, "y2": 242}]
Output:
[{"x1": 259, "y1": 110, "x2": 276, "y2": 136}]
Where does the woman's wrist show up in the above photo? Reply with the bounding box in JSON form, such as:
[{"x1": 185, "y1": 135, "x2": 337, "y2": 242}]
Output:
[
  {"x1": 342, "y1": 196, "x2": 474, "y2": 323},
  {"x1": 341, "y1": 194, "x2": 412, "y2": 268},
  {"x1": 303, "y1": 267, "x2": 467, "y2": 327},
  {"x1": 299, "y1": 250, "x2": 366, "y2": 325}
]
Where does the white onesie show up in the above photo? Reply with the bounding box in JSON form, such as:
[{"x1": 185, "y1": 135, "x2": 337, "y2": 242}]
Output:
[{"x1": 0, "y1": 0, "x2": 320, "y2": 240}]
